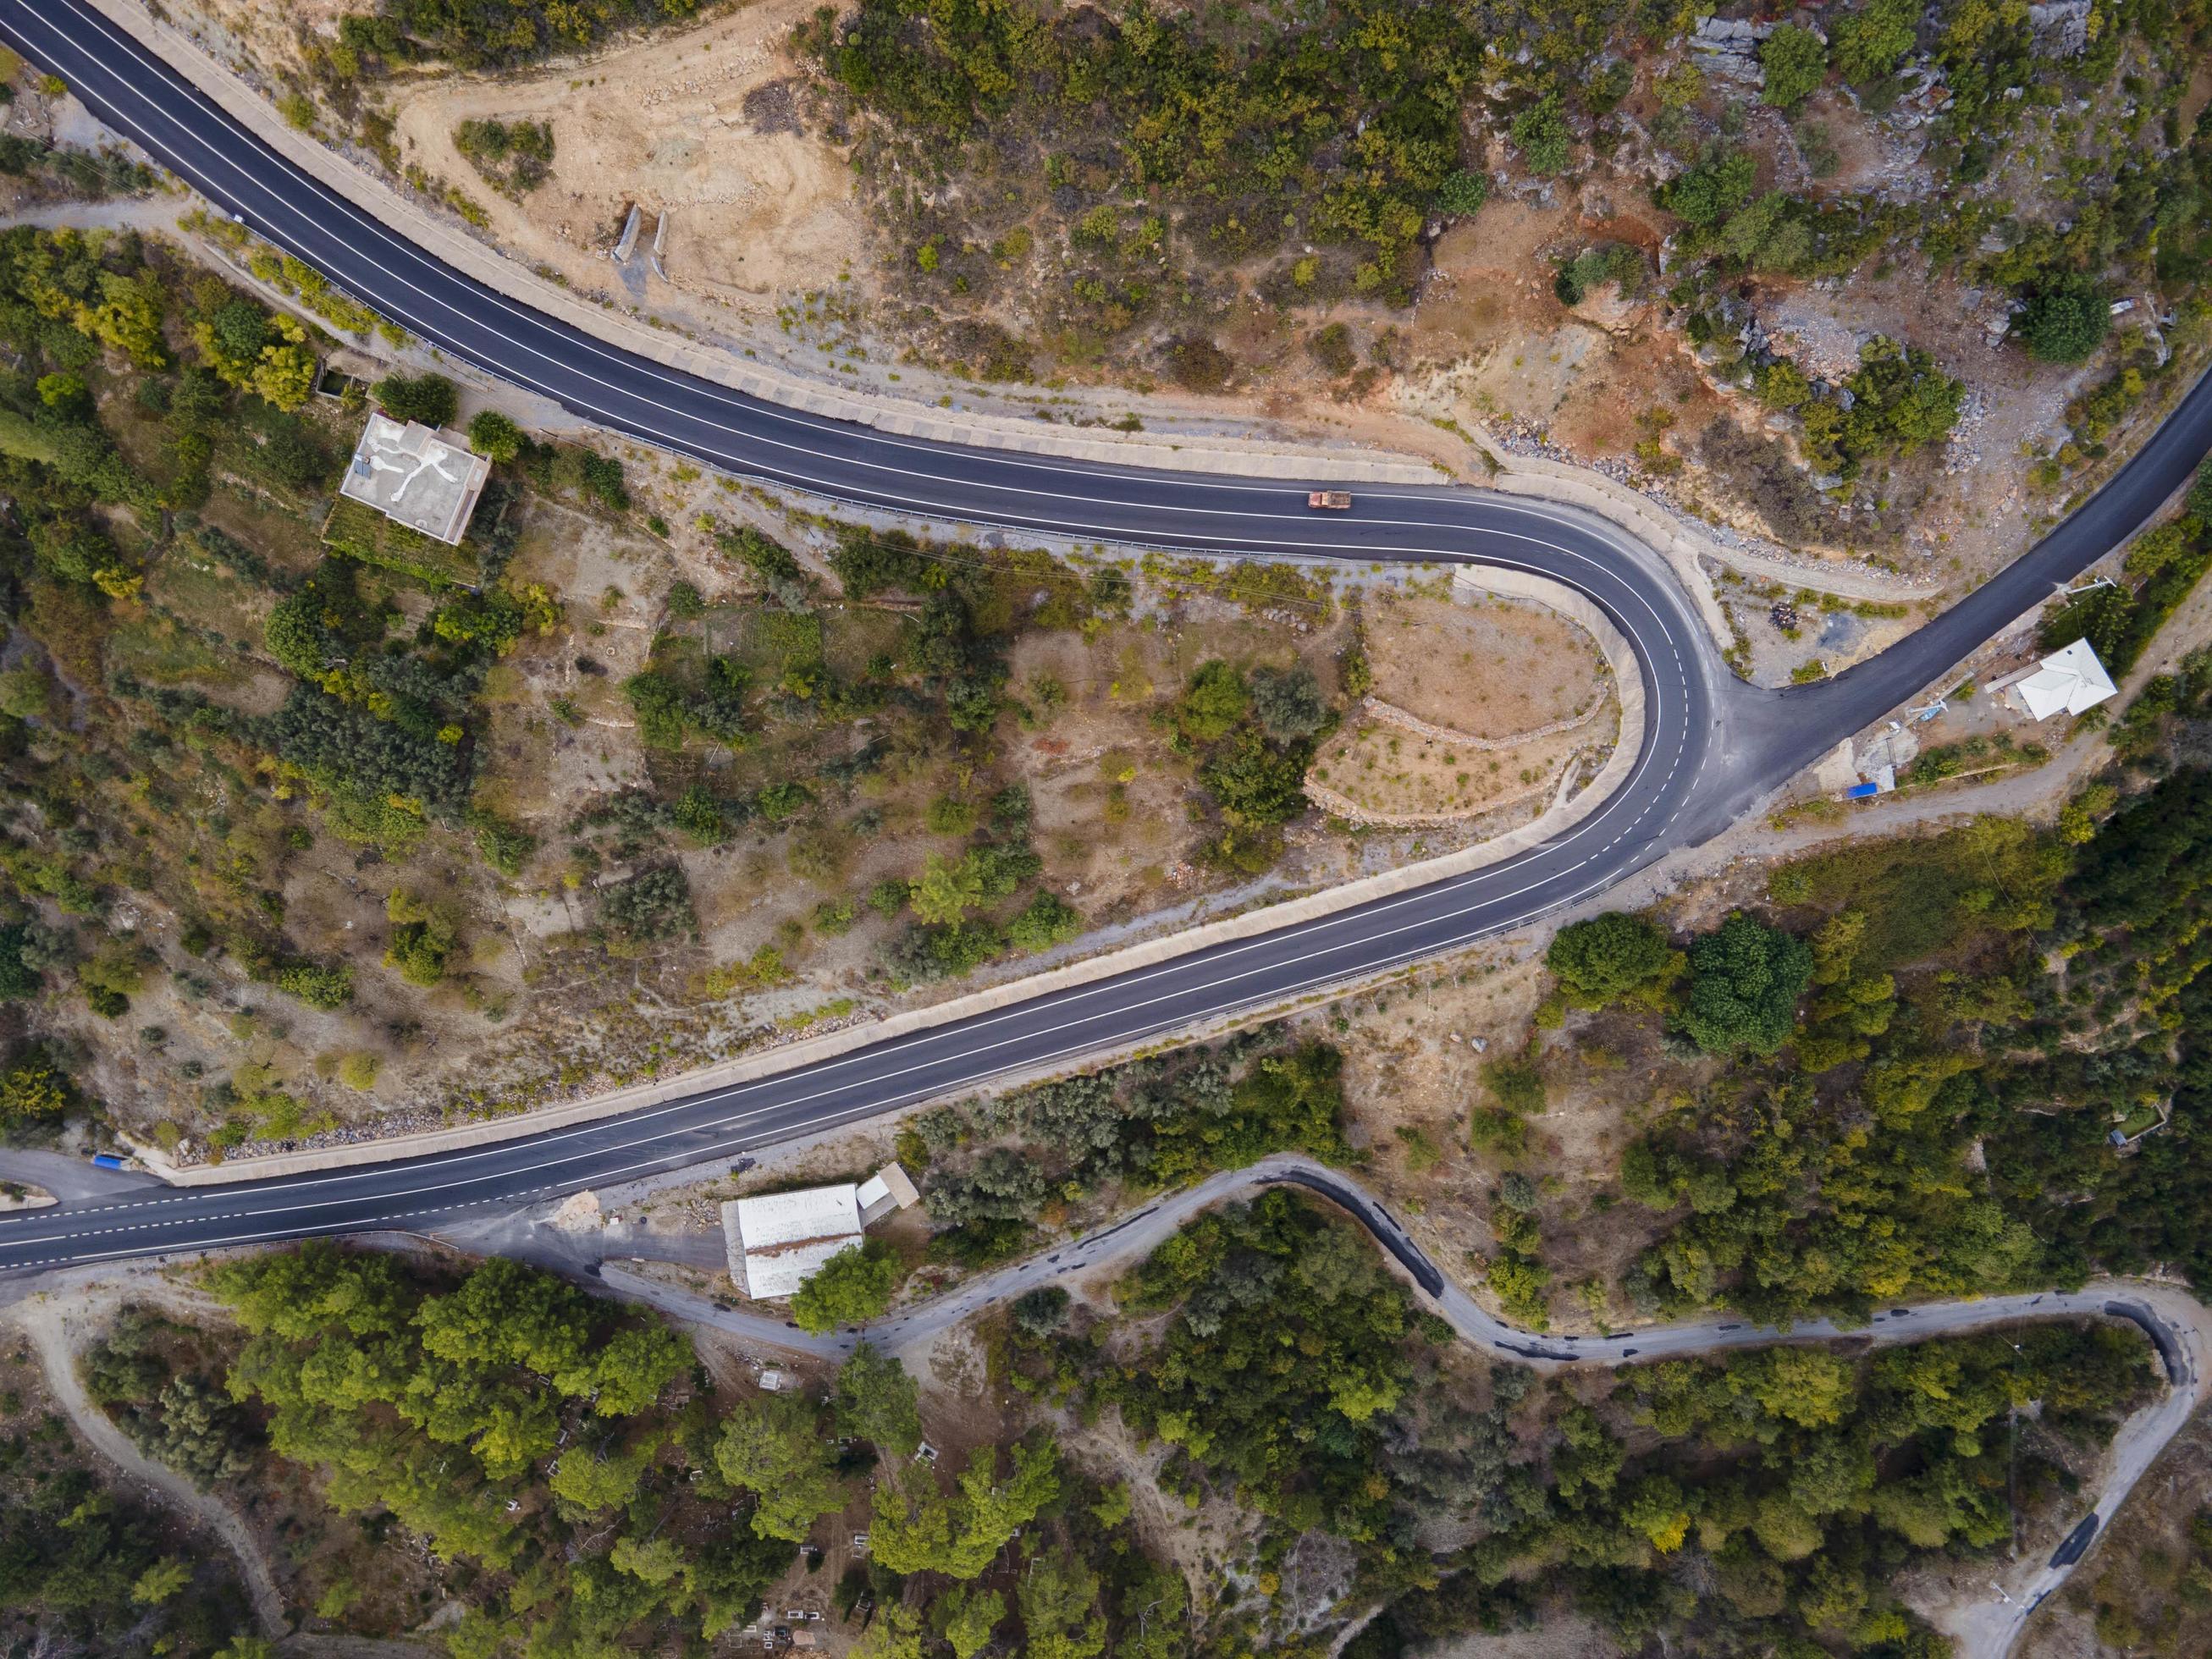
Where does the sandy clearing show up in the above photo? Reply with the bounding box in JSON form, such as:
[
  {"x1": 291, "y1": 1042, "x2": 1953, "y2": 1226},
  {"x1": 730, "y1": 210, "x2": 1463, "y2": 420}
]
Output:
[{"x1": 385, "y1": 0, "x2": 862, "y2": 322}]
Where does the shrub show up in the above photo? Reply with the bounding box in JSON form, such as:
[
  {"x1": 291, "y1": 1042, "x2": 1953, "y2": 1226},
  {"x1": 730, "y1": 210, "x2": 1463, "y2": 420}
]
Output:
[
  {"x1": 276, "y1": 962, "x2": 354, "y2": 1010},
  {"x1": 924, "y1": 795, "x2": 978, "y2": 835},
  {"x1": 1435, "y1": 168, "x2": 1488, "y2": 217},
  {"x1": 671, "y1": 784, "x2": 727, "y2": 845},
  {"x1": 1510, "y1": 96, "x2": 1571, "y2": 175},
  {"x1": 2187, "y1": 460, "x2": 2212, "y2": 524},
  {"x1": 1006, "y1": 891, "x2": 1082, "y2": 952},
  {"x1": 1307, "y1": 323, "x2": 1357, "y2": 377},
  {"x1": 1481, "y1": 1054, "x2": 1548, "y2": 1116},
  {"x1": 1175, "y1": 660, "x2": 1249, "y2": 743},
  {"x1": 599, "y1": 865, "x2": 696, "y2": 948},
  {"x1": 1165, "y1": 338, "x2": 1233, "y2": 392},
  {"x1": 0, "y1": 1057, "x2": 70, "y2": 1124},
  {"x1": 372, "y1": 372, "x2": 459, "y2": 428},
  {"x1": 1760, "y1": 25, "x2": 1828, "y2": 110},
  {"x1": 383, "y1": 890, "x2": 457, "y2": 986},
  {"x1": 1249, "y1": 664, "x2": 1329, "y2": 742}
]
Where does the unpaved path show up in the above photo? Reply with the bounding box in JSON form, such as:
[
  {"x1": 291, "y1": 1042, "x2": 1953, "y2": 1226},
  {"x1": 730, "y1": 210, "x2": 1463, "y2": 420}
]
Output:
[{"x1": 10, "y1": 1281, "x2": 288, "y2": 1638}]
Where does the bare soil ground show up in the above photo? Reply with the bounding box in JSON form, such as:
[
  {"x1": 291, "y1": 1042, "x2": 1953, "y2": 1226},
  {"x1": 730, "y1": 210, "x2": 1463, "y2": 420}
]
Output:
[
  {"x1": 1310, "y1": 714, "x2": 1594, "y2": 823},
  {"x1": 383, "y1": 0, "x2": 861, "y2": 317},
  {"x1": 1364, "y1": 592, "x2": 1606, "y2": 740}
]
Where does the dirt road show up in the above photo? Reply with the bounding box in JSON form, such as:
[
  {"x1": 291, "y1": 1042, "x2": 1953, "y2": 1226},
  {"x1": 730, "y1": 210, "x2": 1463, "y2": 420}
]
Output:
[{"x1": 9, "y1": 1276, "x2": 288, "y2": 1638}]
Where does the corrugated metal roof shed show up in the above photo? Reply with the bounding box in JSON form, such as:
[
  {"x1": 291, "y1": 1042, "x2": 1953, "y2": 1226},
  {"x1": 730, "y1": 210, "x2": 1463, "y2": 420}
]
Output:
[{"x1": 722, "y1": 1185, "x2": 863, "y2": 1301}]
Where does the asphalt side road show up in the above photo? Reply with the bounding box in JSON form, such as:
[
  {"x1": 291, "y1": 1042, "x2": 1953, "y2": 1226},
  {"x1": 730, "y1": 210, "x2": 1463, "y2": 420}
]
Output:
[{"x1": 477, "y1": 1152, "x2": 2206, "y2": 1659}]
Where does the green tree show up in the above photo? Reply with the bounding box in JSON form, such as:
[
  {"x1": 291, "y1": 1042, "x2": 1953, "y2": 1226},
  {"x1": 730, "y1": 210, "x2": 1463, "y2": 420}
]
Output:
[
  {"x1": 790, "y1": 1239, "x2": 902, "y2": 1334},
  {"x1": 1019, "y1": 1548, "x2": 1106, "y2": 1659},
  {"x1": 869, "y1": 1462, "x2": 956, "y2": 1574},
  {"x1": 610, "y1": 1534, "x2": 690, "y2": 1588},
  {"x1": 549, "y1": 1441, "x2": 653, "y2": 1514},
  {"x1": 130, "y1": 1557, "x2": 192, "y2": 1605},
  {"x1": 587, "y1": 1325, "x2": 691, "y2": 1415},
  {"x1": 466, "y1": 409, "x2": 525, "y2": 463},
  {"x1": 714, "y1": 1392, "x2": 845, "y2": 1541},
  {"x1": 945, "y1": 1439, "x2": 1058, "y2": 1576},
  {"x1": 1832, "y1": 0, "x2": 1920, "y2": 83},
  {"x1": 2018, "y1": 281, "x2": 2110, "y2": 363},
  {"x1": 834, "y1": 1342, "x2": 922, "y2": 1455},
  {"x1": 1736, "y1": 1346, "x2": 1856, "y2": 1429},
  {"x1": 1680, "y1": 912, "x2": 1813, "y2": 1055},
  {"x1": 1760, "y1": 24, "x2": 1828, "y2": 109},
  {"x1": 1620, "y1": 1474, "x2": 1692, "y2": 1552},
  {"x1": 854, "y1": 1601, "x2": 929, "y2": 1659},
  {"x1": 1546, "y1": 912, "x2": 1676, "y2": 1009},
  {"x1": 940, "y1": 1586, "x2": 1007, "y2": 1659},
  {"x1": 869, "y1": 1440, "x2": 1059, "y2": 1579}
]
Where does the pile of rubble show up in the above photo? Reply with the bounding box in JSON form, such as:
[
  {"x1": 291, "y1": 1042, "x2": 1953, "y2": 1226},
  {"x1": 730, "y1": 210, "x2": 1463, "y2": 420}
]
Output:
[{"x1": 1690, "y1": 16, "x2": 1775, "y2": 86}]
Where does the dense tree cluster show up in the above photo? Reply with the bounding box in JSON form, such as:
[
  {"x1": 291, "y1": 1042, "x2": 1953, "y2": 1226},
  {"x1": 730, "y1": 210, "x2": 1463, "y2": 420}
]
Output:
[
  {"x1": 211, "y1": 1245, "x2": 815, "y2": 1646},
  {"x1": 816, "y1": 0, "x2": 1509, "y2": 300},
  {"x1": 1544, "y1": 747, "x2": 2212, "y2": 1331},
  {"x1": 1167, "y1": 658, "x2": 1331, "y2": 874},
  {"x1": 1351, "y1": 1320, "x2": 2151, "y2": 1658},
  {"x1": 0, "y1": 1382, "x2": 251, "y2": 1653},
  {"x1": 911, "y1": 1031, "x2": 1349, "y2": 1263}
]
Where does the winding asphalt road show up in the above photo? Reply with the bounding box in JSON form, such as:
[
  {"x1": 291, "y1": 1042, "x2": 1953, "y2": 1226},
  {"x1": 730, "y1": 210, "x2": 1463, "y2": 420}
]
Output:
[{"x1": 1, "y1": 0, "x2": 2210, "y2": 1276}]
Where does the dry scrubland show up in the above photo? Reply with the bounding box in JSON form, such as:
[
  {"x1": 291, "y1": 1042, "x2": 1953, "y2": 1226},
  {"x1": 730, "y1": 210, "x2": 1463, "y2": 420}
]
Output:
[
  {"x1": 140, "y1": 0, "x2": 2212, "y2": 609},
  {"x1": 0, "y1": 170, "x2": 1619, "y2": 1162}
]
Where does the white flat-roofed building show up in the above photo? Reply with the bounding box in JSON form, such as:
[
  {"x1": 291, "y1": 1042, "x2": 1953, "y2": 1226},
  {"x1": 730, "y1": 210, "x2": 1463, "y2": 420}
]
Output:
[
  {"x1": 720, "y1": 1162, "x2": 921, "y2": 1301},
  {"x1": 339, "y1": 411, "x2": 490, "y2": 546}
]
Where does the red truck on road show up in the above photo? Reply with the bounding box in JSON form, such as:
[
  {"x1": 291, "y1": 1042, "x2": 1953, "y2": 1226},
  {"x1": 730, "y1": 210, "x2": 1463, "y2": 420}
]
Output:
[{"x1": 1307, "y1": 490, "x2": 1352, "y2": 510}]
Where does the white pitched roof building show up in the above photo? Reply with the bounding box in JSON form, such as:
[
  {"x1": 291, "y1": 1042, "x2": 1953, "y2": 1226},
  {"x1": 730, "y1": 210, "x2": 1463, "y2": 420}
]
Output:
[
  {"x1": 720, "y1": 1163, "x2": 919, "y2": 1301},
  {"x1": 2000, "y1": 638, "x2": 2118, "y2": 722}
]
